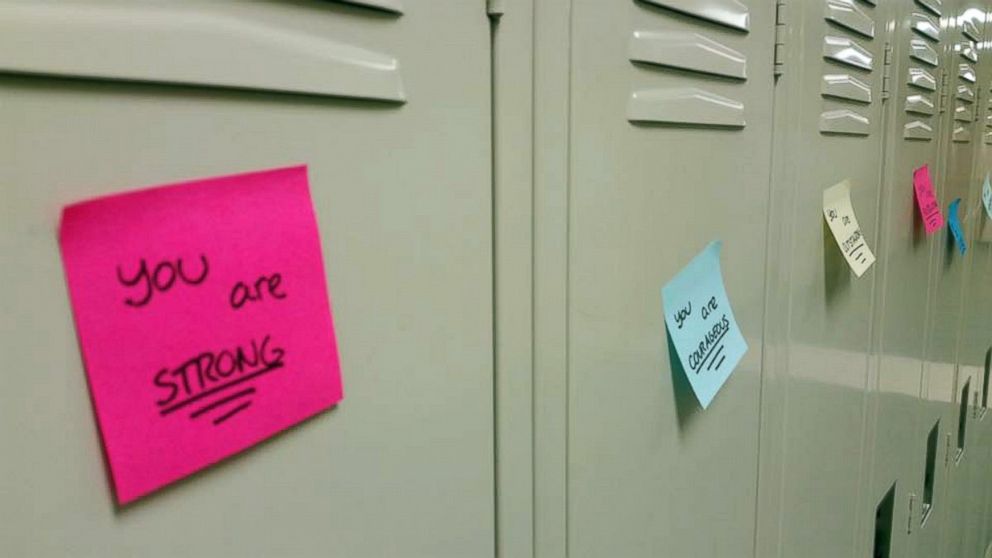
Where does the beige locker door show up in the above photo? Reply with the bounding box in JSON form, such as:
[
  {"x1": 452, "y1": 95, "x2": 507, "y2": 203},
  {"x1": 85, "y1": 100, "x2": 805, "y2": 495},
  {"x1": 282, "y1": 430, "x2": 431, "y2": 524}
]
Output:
[
  {"x1": 951, "y1": 5, "x2": 992, "y2": 557},
  {"x1": 0, "y1": 2, "x2": 494, "y2": 557},
  {"x1": 760, "y1": 1, "x2": 890, "y2": 557},
  {"x1": 544, "y1": 1, "x2": 777, "y2": 556},
  {"x1": 925, "y1": 3, "x2": 986, "y2": 557},
  {"x1": 868, "y1": 1, "x2": 947, "y2": 557}
]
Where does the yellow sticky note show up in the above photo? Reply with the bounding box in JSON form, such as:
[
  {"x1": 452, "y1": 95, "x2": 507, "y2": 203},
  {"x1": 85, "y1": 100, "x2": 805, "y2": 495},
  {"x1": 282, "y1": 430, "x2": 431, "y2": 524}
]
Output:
[{"x1": 823, "y1": 179, "x2": 875, "y2": 277}]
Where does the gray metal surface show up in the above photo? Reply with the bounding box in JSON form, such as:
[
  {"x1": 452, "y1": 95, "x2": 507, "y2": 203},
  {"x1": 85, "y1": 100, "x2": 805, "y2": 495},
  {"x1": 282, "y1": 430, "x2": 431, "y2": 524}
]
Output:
[
  {"x1": 3, "y1": 1, "x2": 992, "y2": 557},
  {"x1": 560, "y1": 1, "x2": 776, "y2": 557},
  {"x1": 0, "y1": 2, "x2": 494, "y2": 557},
  {"x1": 866, "y1": 1, "x2": 948, "y2": 557},
  {"x1": 760, "y1": 1, "x2": 890, "y2": 556}
]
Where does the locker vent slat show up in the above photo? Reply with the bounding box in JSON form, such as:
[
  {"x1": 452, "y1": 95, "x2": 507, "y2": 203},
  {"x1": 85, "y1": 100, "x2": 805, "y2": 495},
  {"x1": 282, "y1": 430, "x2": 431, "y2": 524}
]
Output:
[
  {"x1": 639, "y1": 0, "x2": 750, "y2": 31},
  {"x1": 819, "y1": 0, "x2": 878, "y2": 137},
  {"x1": 906, "y1": 94, "x2": 936, "y2": 116},
  {"x1": 628, "y1": 0, "x2": 751, "y2": 129},
  {"x1": 908, "y1": 67, "x2": 937, "y2": 91},
  {"x1": 819, "y1": 109, "x2": 871, "y2": 135},
  {"x1": 822, "y1": 74, "x2": 872, "y2": 103},
  {"x1": 627, "y1": 87, "x2": 745, "y2": 127},
  {"x1": 824, "y1": 0, "x2": 875, "y2": 39},
  {"x1": 915, "y1": 0, "x2": 942, "y2": 16},
  {"x1": 628, "y1": 30, "x2": 747, "y2": 79},
  {"x1": 823, "y1": 36, "x2": 874, "y2": 70},
  {"x1": 904, "y1": 120, "x2": 934, "y2": 140},
  {"x1": 0, "y1": 4, "x2": 407, "y2": 102}
]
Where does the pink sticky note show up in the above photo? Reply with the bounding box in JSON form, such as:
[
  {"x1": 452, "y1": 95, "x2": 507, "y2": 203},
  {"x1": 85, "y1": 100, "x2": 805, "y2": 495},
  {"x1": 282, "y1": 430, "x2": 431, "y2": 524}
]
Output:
[
  {"x1": 913, "y1": 164, "x2": 945, "y2": 234},
  {"x1": 59, "y1": 165, "x2": 343, "y2": 504}
]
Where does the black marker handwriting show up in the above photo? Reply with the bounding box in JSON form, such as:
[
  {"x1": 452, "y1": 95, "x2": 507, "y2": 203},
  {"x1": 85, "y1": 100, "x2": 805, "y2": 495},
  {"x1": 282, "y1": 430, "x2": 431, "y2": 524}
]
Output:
[
  {"x1": 117, "y1": 255, "x2": 209, "y2": 307},
  {"x1": 154, "y1": 334, "x2": 284, "y2": 414},
  {"x1": 674, "y1": 302, "x2": 692, "y2": 330},
  {"x1": 229, "y1": 273, "x2": 287, "y2": 310}
]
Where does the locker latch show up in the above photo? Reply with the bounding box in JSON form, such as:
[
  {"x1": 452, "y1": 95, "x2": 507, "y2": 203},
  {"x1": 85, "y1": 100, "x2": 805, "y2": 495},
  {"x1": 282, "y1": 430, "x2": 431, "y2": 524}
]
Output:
[
  {"x1": 486, "y1": 0, "x2": 504, "y2": 18},
  {"x1": 774, "y1": 0, "x2": 786, "y2": 77},
  {"x1": 881, "y1": 42, "x2": 893, "y2": 101},
  {"x1": 938, "y1": 72, "x2": 950, "y2": 113}
]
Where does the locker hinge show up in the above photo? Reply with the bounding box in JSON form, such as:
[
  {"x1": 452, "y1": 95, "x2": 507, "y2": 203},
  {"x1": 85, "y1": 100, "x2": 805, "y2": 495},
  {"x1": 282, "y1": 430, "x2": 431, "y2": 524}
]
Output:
[
  {"x1": 938, "y1": 71, "x2": 950, "y2": 113},
  {"x1": 945, "y1": 432, "x2": 953, "y2": 467},
  {"x1": 907, "y1": 493, "x2": 916, "y2": 534},
  {"x1": 774, "y1": 0, "x2": 787, "y2": 77},
  {"x1": 486, "y1": 0, "x2": 504, "y2": 18},
  {"x1": 881, "y1": 42, "x2": 893, "y2": 100}
]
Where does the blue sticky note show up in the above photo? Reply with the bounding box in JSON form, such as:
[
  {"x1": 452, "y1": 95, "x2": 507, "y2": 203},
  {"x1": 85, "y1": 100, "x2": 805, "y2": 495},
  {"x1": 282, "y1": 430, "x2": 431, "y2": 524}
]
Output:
[
  {"x1": 949, "y1": 198, "x2": 967, "y2": 255},
  {"x1": 661, "y1": 241, "x2": 748, "y2": 409},
  {"x1": 982, "y1": 174, "x2": 992, "y2": 221}
]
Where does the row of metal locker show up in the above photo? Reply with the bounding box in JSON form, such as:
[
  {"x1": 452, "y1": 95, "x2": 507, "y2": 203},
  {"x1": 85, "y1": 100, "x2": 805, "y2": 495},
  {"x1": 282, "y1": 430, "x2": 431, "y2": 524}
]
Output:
[
  {"x1": 512, "y1": 0, "x2": 992, "y2": 556},
  {"x1": 0, "y1": 0, "x2": 991, "y2": 557}
]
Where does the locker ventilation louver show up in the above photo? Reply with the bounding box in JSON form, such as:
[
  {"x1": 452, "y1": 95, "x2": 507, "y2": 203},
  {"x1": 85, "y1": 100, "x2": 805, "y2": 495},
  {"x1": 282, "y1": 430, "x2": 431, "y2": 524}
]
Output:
[
  {"x1": 950, "y1": 9, "x2": 984, "y2": 144},
  {"x1": 0, "y1": 4, "x2": 407, "y2": 102},
  {"x1": 819, "y1": 0, "x2": 879, "y2": 136},
  {"x1": 986, "y1": 80, "x2": 992, "y2": 144},
  {"x1": 627, "y1": 0, "x2": 749, "y2": 128},
  {"x1": 916, "y1": 0, "x2": 942, "y2": 16},
  {"x1": 638, "y1": 0, "x2": 749, "y2": 31},
  {"x1": 903, "y1": 3, "x2": 943, "y2": 141},
  {"x1": 334, "y1": 0, "x2": 403, "y2": 14}
]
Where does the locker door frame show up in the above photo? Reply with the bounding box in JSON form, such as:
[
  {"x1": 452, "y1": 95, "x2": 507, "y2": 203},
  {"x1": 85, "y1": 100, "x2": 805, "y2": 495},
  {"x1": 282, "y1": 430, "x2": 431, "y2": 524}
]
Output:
[{"x1": 491, "y1": 0, "x2": 538, "y2": 557}]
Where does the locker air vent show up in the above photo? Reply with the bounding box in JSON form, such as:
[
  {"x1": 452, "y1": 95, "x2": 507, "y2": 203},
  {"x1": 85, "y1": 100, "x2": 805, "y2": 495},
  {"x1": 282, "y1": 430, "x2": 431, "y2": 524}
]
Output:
[
  {"x1": 823, "y1": 36, "x2": 874, "y2": 70},
  {"x1": 915, "y1": 0, "x2": 942, "y2": 17},
  {"x1": 961, "y1": 18, "x2": 981, "y2": 41},
  {"x1": 954, "y1": 103, "x2": 975, "y2": 123},
  {"x1": 905, "y1": 94, "x2": 935, "y2": 115},
  {"x1": 822, "y1": 74, "x2": 872, "y2": 103},
  {"x1": 910, "y1": 11, "x2": 941, "y2": 41},
  {"x1": 824, "y1": 0, "x2": 875, "y2": 39},
  {"x1": 959, "y1": 64, "x2": 977, "y2": 84},
  {"x1": 958, "y1": 41, "x2": 978, "y2": 63},
  {"x1": 627, "y1": 0, "x2": 749, "y2": 128},
  {"x1": 903, "y1": 120, "x2": 934, "y2": 140},
  {"x1": 987, "y1": 82, "x2": 992, "y2": 144},
  {"x1": 820, "y1": 109, "x2": 870, "y2": 135},
  {"x1": 956, "y1": 84, "x2": 975, "y2": 102},
  {"x1": 335, "y1": 0, "x2": 403, "y2": 13},
  {"x1": 0, "y1": 4, "x2": 407, "y2": 102},
  {"x1": 904, "y1": 8, "x2": 941, "y2": 141},
  {"x1": 950, "y1": 11, "x2": 983, "y2": 145},
  {"x1": 627, "y1": 88, "x2": 745, "y2": 127},
  {"x1": 908, "y1": 67, "x2": 937, "y2": 91},
  {"x1": 639, "y1": 0, "x2": 749, "y2": 31},
  {"x1": 820, "y1": 0, "x2": 878, "y2": 136},
  {"x1": 909, "y1": 38, "x2": 939, "y2": 67},
  {"x1": 628, "y1": 31, "x2": 747, "y2": 79}
]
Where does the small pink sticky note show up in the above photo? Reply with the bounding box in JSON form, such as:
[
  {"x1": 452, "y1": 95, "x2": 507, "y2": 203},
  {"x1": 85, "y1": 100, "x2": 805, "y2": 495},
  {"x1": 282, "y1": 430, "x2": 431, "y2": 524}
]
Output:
[
  {"x1": 59, "y1": 165, "x2": 343, "y2": 504},
  {"x1": 913, "y1": 164, "x2": 945, "y2": 234}
]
